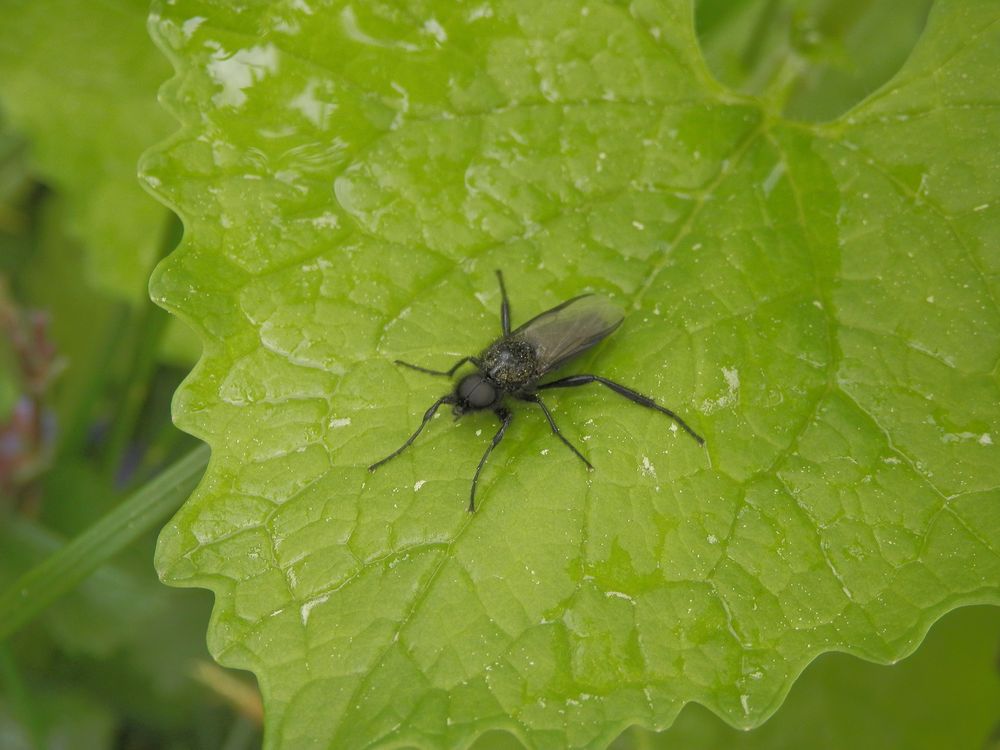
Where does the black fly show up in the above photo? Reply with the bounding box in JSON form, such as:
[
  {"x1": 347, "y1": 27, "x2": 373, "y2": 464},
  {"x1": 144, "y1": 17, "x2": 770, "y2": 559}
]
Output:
[{"x1": 369, "y1": 271, "x2": 704, "y2": 511}]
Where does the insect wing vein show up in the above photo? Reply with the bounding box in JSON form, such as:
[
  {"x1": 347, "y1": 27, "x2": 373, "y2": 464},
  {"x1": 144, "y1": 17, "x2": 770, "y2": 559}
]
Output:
[{"x1": 513, "y1": 294, "x2": 624, "y2": 375}]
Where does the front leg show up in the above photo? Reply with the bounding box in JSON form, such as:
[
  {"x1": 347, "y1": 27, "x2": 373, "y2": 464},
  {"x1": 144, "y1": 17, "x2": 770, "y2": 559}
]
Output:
[
  {"x1": 469, "y1": 407, "x2": 513, "y2": 512},
  {"x1": 395, "y1": 356, "x2": 475, "y2": 378},
  {"x1": 369, "y1": 394, "x2": 454, "y2": 471}
]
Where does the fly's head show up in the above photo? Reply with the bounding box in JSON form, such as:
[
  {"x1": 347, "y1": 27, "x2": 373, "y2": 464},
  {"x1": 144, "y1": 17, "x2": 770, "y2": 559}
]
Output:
[{"x1": 452, "y1": 373, "x2": 499, "y2": 416}]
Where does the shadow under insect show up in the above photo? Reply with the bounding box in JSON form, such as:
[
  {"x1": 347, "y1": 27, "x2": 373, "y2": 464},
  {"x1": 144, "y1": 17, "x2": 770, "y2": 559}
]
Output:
[{"x1": 369, "y1": 271, "x2": 705, "y2": 511}]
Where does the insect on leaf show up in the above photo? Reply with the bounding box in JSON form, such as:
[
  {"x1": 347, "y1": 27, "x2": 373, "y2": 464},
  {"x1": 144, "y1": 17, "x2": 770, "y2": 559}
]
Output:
[{"x1": 146, "y1": 0, "x2": 1000, "y2": 747}]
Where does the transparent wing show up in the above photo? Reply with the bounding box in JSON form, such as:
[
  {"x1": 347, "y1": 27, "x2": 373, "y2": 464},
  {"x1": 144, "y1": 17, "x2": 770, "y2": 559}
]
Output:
[{"x1": 512, "y1": 294, "x2": 624, "y2": 376}]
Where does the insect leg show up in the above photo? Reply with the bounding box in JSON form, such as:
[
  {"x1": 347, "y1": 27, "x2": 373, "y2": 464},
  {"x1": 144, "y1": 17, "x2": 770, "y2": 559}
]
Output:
[
  {"x1": 395, "y1": 357, "x2": 472, "y2": 377},
  {"x1": 469, "y1": 407, "x2": 513, "y2": 512},
  {"x1": 538, "y1": 374, "x2": 705, "y2": 445},
  {"x1": 495, "y1": 269, "x2": 511, "y2": 335},
  {"x1": 369, "y1": 395, "x2": 454, "y2": 471},
  {"x1": 519, "y1": 394, "x2": 592, "y2": 470}
]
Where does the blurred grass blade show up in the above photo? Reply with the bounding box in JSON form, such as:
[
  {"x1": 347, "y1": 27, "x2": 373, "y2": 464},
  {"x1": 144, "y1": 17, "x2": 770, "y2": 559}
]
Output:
[
  {"x1": 0, "y1": 643, "x2": 44, "y2": 749},
  {"x1": 0, "y1": 444, "x2": 209, "y2": 642}
]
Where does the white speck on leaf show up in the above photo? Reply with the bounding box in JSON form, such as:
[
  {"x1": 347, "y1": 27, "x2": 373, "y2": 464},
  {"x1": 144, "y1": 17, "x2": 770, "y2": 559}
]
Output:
[
  {"x1": 941, "y1": 430, "x2": 986, "y2": 444},
  {"x1": 762, "y1": 161, "x2": 785, "y2": 196},
  {"x1": 906, "y1": 340, "x2": 955, "y2": 369},
  {"x1": 414, "y1": 480, "x2": 426, "y2": 492},
  {"x1": 468, "y1": 4, "x2": 493, "y2": 21},
  {"x1": 701, "y1": 366, "x2": 740, "y2": 413},
  {"x1": 207, "y1": 43, "x2": 279, "y2": 108},
  {"x1": 605, "y1": 591, "x2": 635, "y2": 603},
  {"x1": 312, "y1": 213, "x2": 340, "y2": 229},
  {"x1": 424, "y1": 18, "x2": 448, "y2": 44},
  {"x1": 329, "y1": 417, "x2": 351, "y2": 428},
  {"x1": 538, "y1": 77, "x2": 560, "y2": 102},
  {"x1": 340, "y1": 7, "x2": 419, "y2": 51},
  {"x1": 300, "y1": 594, "x2": 329, "y2": 625},
  {"x1": 290, "y1": 79, "x2": 337, "y2": 127},
  {"x1": 182, "y1": 16, "x2": 206, "y2": 38}
]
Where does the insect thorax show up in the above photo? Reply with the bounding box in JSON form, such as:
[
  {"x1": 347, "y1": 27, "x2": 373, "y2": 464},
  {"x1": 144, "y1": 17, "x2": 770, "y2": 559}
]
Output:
[{"x1": 480, "y1": 338, "x2": 537, "y2": 390}]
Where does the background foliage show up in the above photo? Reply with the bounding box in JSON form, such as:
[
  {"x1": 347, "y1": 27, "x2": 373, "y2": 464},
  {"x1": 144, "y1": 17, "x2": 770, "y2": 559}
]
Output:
[{"x1": 0, "y1": 0, "x2": 996, "y2": 748}]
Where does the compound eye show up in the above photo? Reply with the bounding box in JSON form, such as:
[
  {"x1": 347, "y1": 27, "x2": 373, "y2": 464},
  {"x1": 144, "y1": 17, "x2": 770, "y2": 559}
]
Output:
[{"x1": 458, "y1": 375, "x2": 497, "y2": 409}]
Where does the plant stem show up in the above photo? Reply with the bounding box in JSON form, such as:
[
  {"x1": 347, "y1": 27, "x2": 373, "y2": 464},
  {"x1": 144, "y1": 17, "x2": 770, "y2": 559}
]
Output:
[
  {"x1": 192, "y1": 660, "x2": 264, "y2": 725},
  {"x1": 99, "y1": 298, "x2": 169, "y2": 481},
  {"x1": 55, "y1": 303, "x2": 129, "y2": 460},
  {"x1": 0, "y1": 443, "x2": 209, "y2": 643},
  {"x1": 740, "y1": 0, "x2": 783, "y2": 75},
  {"x1": 99, "y1": 212, "x2": 182, "y2": 483}
]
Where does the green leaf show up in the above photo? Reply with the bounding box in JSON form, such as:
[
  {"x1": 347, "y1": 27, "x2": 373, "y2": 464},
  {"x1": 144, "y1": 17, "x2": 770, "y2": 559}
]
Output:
[
  {"x1": 0, "y1": 0, "x2": 174, "y2": 301},
  {"x1": 473, "y1": 606, "x2": 1000, "y2": 748},
  {"x1": 609, "y1": 604, "x2": 1000, "y2": 749},
  {"x1": 147, "y1": 0, "x2": 1000, "y2": 746}
]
